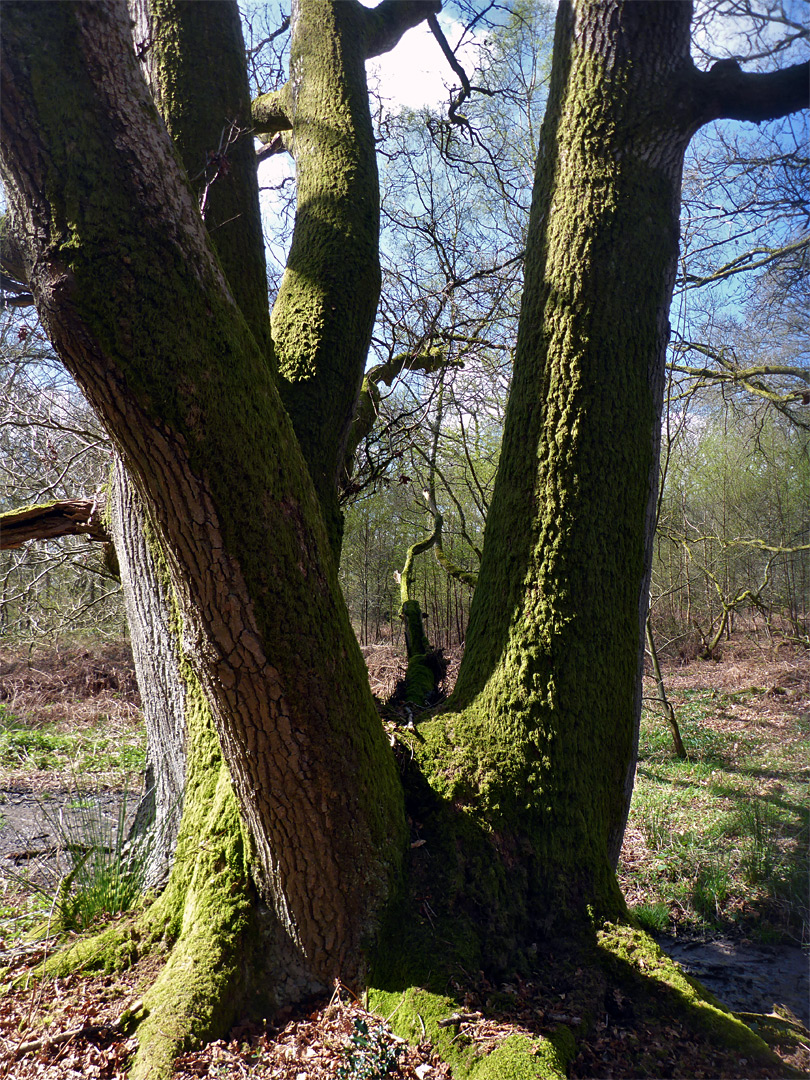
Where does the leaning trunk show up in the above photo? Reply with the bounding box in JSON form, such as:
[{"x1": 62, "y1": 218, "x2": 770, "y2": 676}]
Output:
[
  {"x1": 261, "y1": 0, "x2": 384, "y2": 557},
  {"x1": 1, "y1": 0, "x2": 406, "y2": 1000}
]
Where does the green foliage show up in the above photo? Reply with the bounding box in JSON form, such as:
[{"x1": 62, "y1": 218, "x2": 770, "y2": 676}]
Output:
[
  {"x1": 0, "y1": 715, "x2": 145, "y2": 781},
  {"x1": 690, "y1": 856, "x2": 732, "y2": 920},
  {"x1": 337, "y1": 1017, "x2": 402, "y2": 1080},
  {"x1": 736, "y1": 798, "x2": 780, "y2": 885},
  {"x1": 0, "y1": 722, "x2": 73, "y2": 771},
  {"x1": 16, "y1": 787, "x2": 151, "y2": 931},
  {"x1": 632, "y1": 901, "x2": 670, "y2": 934}
]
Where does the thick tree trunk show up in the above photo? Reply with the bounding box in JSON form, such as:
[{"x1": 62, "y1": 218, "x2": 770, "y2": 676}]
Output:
[
  {"x1": 253, "y1": 0, "x2": 439, "y2": 556},
  {"x1": 415, "y1": 1, "x2": 696, "y2": 948},
  {"x1": 258, "y1": 1, "x2": 378, "y2": 555},
  {"x1": 128, "y1": 0, "x2": 272, "y2": 362},
  {"x1": 3, "y1": 1, "x2": 806, "y2": 1075},
  {"x1": 1, "y1": 0, "x2": 406, "y2": 996}
]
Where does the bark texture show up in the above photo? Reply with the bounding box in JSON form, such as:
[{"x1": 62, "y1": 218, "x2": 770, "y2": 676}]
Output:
[
  {"x1": 416, "y1": 1, "x2": 697, "y2": 949},
  {"x1": 1, "y1": 0, "x2": 405, "y2": 996},
  {"x1": 260, "y1": 0, "x2": 382, "y2": 556},
  {"x1": 111, "y1": 458, "x2": 186, "y2": 888},
  {"x1": 129, "y1": 0, "x2": 272, "y2": 359},
  {"x1": 0, "y1": 500, "x2": 108, "y2": 548},
  {"x1": 255, "y1": 0, "x2": 440, "y2": 556},
  {"x1": 3, "y1": 1, "x2": 807, "y2": 1075}
]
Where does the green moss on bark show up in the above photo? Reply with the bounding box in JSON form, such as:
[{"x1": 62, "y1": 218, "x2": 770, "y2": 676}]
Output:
[
  {"x1": 146, "y1": 0, "x2": 272, "y2": 360},
  {"x1": 4, "y1": 0, "x2": 407, "y2": 997},
  {"x1": 132, "y1": 762, "x2": 250, "y2": 1079},
  {"x1": 596, "y1": 923, "x2": 793, "y2": 1066},
  {"x1": 271, "y1": 0, "x2": 383, "y2": 556},
  {"x1": 424, "y1": 4, "x2": 695, "y2": 932}
]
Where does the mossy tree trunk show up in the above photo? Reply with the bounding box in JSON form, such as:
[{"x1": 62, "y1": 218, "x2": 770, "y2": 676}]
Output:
[
  {"x1": 1, "y1": 0, "x2": 806, "y2": 1075},
  {"x1": 1, "y1": 0, "x2": 407, "y2": 1003},
  {"x1": 411, "y1": 0, "x2": 808, "y2": 955},
  {"x1": 423, "y1": 2, "x2": 696, "y2": 930},
  {"x1": 254, "y1": 0, "x2": 440, "y2": 557}
]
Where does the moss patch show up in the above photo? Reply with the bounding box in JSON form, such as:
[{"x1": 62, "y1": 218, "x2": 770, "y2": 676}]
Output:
[
  {"x1": 368, "y1": 988, "x2": 573, "y2": 1080},
  {"x1": 595, "y1": 923, "x2": 798, "y2": 1074}
]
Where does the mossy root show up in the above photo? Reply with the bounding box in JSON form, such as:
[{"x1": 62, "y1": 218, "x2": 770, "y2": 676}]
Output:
[
  {"x1": 130, "y1": 765, "x2": 252, "y2": 1080},
  {"x1": 369, "y1": 987, "x2": 574, "y2": 1080}
]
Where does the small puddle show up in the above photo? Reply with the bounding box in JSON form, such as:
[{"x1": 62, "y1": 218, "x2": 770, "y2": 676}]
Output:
[{"x1": 659, "y1": 935, "x2": 809, "y2": 1026}]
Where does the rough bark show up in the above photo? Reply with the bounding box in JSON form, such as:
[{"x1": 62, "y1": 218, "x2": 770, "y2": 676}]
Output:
[
  {"x1": 413, "y1": 0, "x2": 808, "y2": 955},
  {"x1": 2, "y1": 1, "x2": 807, "y2": 1075},
  {"x1": 258, "y1": 0, "x2": 382, "y2": 557},
  {"x1": 416, "y1": 3, "x2": 693, "y2": 937},
  {"x1": 110, "y1": 459, "x2": 186, "y2": 888},
  {"x1": 0, "y1": 500, "x2": 109, "y2": 548},
  {"x1": 128, "y1": 0, "x2": 272, "y2": 360},
  {"x1": 1, "y1": 0, "x2": 405, "y2": 996}
]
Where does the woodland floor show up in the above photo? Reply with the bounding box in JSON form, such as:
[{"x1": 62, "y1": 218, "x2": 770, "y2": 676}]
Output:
[{"x1": 0, "y1": 635, "x2": 807, "y2": 1079}]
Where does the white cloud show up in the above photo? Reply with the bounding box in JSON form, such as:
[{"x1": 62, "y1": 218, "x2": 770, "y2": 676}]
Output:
[{"x1": 366, "y1": 14, "x2": 478, "y2": 112}]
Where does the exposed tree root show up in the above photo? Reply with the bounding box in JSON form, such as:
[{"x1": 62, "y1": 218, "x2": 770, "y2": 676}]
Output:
[
  {"x1": 368, "y1": 919, "x2": 797, "y2": 1080},
  {"x1": 19, "y1": 684, "x2": 255, "y2": 1080},
  {"x1": 369, "y1": 986, "x2": 574, "y2": 1079}
]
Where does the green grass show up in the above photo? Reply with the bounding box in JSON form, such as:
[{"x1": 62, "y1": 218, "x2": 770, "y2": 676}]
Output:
[
  {"x1": 0, "y1": 880, "x2": 53, "y2": 942},
  {"x1": 623, "y1": 687, "x2": 809, "y2": 943},
  {"x1": 0, "y1": 713, "x2": 145, "y2": 784},
  {"x1": 632, "y1": 901, "x2": 670, "y2": 934},
  {"x1": 44, "y1": 788, "x2": 151, "y2": 930}
]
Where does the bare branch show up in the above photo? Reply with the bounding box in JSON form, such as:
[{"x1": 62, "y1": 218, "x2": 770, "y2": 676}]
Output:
[
  {"x1": 689, "y1": 58, "x2": 809, "y2": 129},
  {"x1": 1, "y1": 500, "x2": 109, "y2": 550}
]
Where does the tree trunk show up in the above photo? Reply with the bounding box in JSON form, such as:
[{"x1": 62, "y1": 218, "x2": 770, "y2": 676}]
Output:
[
  {"x1": 2, "y1": 1, "x2": 806, "y2": 1075},
  {"x1": 1, "y1": 0, "x2": 406, "y2": 997},
  {"x1": 111, "y1": 457, "x2": 187, "y2": 888},
  {"x1": 415, "y1": 1, "x2": 695, "y2": 945},
  {"x1": 255, "y1": 0, "x2": 441, "y2": 557}
]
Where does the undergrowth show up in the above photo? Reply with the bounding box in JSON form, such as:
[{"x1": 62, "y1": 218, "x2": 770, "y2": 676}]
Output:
[
  {"x1": 2, "y1": 784, "x2": 152, "y2": 933},
  {"x1": 0, "y1": 708, "x2": 144, "y2": 782},
  {"x1": 624, "y1": 684, "x2": 809, "y2": 942}
]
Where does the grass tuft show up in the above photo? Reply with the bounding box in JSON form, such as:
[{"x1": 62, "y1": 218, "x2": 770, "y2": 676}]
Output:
[{"x1": 5, "y1": 785, "x2": 152, "y2": 932}]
